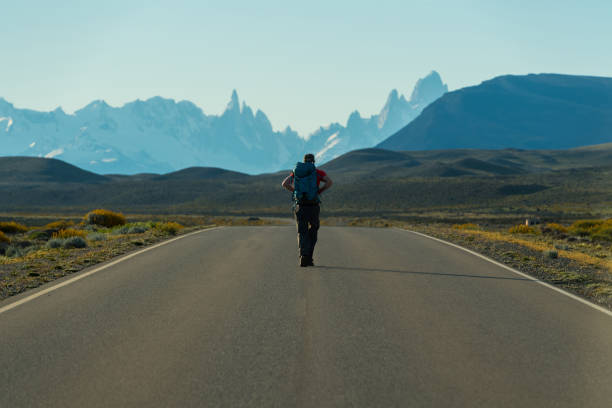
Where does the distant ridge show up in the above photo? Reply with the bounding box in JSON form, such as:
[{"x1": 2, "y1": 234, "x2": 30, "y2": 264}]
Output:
[
  {"x1": 0, "y1": 156, "x2": 107, "y2": 183},
  {"x1": 378, "y1": 73, "x2": 612, "y2": 151},
  {"x1": 0, "y1": 71, "x2": 447, "y2": 175}
]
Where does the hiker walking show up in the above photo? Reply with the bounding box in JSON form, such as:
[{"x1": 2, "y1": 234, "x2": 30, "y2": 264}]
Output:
[{"x1": 282, "y1": 153, "x2": 333, "y2": 267}]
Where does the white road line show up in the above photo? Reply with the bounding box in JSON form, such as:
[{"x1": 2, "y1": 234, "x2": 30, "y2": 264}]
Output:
[
  {"x1": 0, "y1": 226, "x2": 224, "y2": 316},
  {"x1": 396, "y1": 228, "x2": 612, "y2": 318}
]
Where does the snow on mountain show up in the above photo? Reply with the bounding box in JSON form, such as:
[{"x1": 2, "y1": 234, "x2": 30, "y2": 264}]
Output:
[
  {"x1": 0, "y1": 72, "x2": 447, "y2": 174},
  {"x1": 309, "y1": 71, "x2": 448, "y2": 163}
]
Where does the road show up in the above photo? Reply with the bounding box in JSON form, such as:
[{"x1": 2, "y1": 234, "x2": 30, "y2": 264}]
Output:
[{"x1": 1, "y1": 226, "x2": 611, "y2": 407}]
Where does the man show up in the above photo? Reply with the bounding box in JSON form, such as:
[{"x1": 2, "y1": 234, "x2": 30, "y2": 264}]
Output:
[{"x1": 282, "y1": 153, "x2": 333, "y2": 267}]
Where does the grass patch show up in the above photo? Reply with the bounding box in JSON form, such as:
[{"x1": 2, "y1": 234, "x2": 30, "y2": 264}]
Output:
[
  {"x1": 0, "y1": 221, "x2": 28, "y2": 234},
  {"x1": 52, "y1": 228, "x2": 87, "y2": 239},
  {"x1": 452, "y1": 223, "x2": 480, "y2": 230},
  {"x1": 84, "y1": 209, "x2": 127, "y2": 228},
  {"x1": 0, "y1": 231, "x2": 10, "y2": 244},
  {"x1": 509, "y1": 224, "x2": 538, "y2": 234}
]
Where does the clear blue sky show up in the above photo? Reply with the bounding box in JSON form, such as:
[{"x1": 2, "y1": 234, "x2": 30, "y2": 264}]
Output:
[{"x1": 2, "y1": 0, "x2": 611, "y2": 135}]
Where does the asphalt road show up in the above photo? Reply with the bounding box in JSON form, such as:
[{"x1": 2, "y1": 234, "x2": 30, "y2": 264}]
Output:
[{"x1": 1, "y1": 226, "x2": 611, "y2": 407}]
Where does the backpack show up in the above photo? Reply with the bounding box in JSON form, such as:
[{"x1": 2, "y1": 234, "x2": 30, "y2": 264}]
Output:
[{"x1": 293, "y1": 161, "x2": 320, "y2": 204}]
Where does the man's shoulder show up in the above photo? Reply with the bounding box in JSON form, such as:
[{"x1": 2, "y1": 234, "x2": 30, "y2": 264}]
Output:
[{"x1": 316, "y1": 169, "x2": 327, "y2": 177}]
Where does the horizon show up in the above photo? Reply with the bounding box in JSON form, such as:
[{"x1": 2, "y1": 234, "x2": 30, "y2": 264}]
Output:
[{"x1": 2, "y1": 1, "x2": 611, "y2": 135}]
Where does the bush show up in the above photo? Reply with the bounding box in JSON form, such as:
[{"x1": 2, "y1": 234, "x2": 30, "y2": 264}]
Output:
[
  {"x1": 28, "y1": 230, "x2": 51, "y2": 240},
  {"x1": 544, "y1": 249, "x2": 559, "y2": 259},
  {"x1": 44, "y1": 220, "x2": 75, "y2": 230},
  {"x1": 52, "y1": 229, "x2": 87, "y2": 239},
  {"x1": 46, "y1": 238, "x2": 64, "y2": 249},
  {"x1": 545, "y1": 223, "x2": 568, "y2": 234},
  {"x1": 62, "y1": 236, "x2": 87, "y2": 249},
  {"x1": 87, "y1": 232, "x2": 107, "y2": 242},
  {"x1": 452, "y1": 223, "x2": 480, "y2": 230},
  {"x1": 0, "y1": 221, "x2": 28, "y2": 234},
  {"x1": 591, "y1": 225, "x2": 612, "y2": 242},
  {"x1": 568, "y1": 219, "x2": 604, "y2": 236},
  {"x1": 5, "y1": 246, "x2": 24, "y2": 258},
  {"x1": 112, "y1": 223, "x2": 149, "y2": 235},
  {"x1": 568, "y1": 219, "x2": 612, "y2": 241},
  {"x1": 84, "y1": 209, "x2": 126, "y2": 228},
  {"x1": 155, "y1": 222, "x2": 184, "y2": 235},
  {"x1": 0, "y1": 231, "x2": 10, "y2": 243},
  {"x1": 509, "y1": 224, "x2": 537, "y2": 234}
]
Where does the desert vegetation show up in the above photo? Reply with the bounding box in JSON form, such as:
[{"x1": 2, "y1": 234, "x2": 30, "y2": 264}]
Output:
[{"x1": 0, "y1": 209, "x2": 199, "y2": 300}]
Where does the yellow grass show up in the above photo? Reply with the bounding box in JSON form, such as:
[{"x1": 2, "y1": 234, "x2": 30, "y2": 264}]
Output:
[
  {"x1": 0, "y1": 221, "x2": 28, "y2": 234},
  {"x1": 44, "y1": 220, "x2": 75, "y2": 230},
  {"x1": 52, "y1": 229, "x2": 87, "y2": 239},
  {"x1": 0, "y1": 230, "x2": 10, "y2": 243},
  {"x1": 84, "y1": 209, "x2": 126, "y2": 227},
  {"x1": 458, "y1": 229, "x2": 612, "y2": 272},
  {"x1": 452, "y1": 223, "x2": 480, "y2": 230}
]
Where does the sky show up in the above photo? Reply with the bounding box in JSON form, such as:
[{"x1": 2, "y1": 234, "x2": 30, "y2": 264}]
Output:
[{"x1": 2, "y1": 0, "x2": 611, "y2": 135}]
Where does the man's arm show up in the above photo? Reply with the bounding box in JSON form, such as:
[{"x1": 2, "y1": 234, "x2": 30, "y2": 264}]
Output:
[
  {"x1": 318, "y1": 175, "x2": 333, "y2": 194},
  {"x1": 281, "y1": 175, "x2": 294, "y2": 192}
]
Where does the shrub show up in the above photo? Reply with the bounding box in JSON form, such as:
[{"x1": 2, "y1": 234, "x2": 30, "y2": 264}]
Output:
[
  {"x1": 544, "y1": 249, "x2": 559, "y2": 259},
  {"x1": 155, "y1": 222, "x2": 184, "y2": 235},
  {"x1": 52, "y1": 229, "x2": 87, "y2": 239},
  {"x1": 452, "y1": 223, "x2": 480, "y2": 230},
  {"x1": 28, "y1": 230, "x2": 51, "y2": 240},
  {"x1": 44, "y1": 220, "x2": 75, "y2": 230},
  {"x1": 5, "y1": 246, "x2": 24, "y2": 258},
  {"x1": 0, "y1": 221, "x2": 28, "y2": 234},
  {"x1": 87, "y1": 232, "x2": 107, "y2": 242},
  {"x1": 84, "y1": 209, "x2": 126, "y2": 228},
  {"x1": 0, "y1": 231, "x2": 10, "y2": 244},
  {"x1": 112, "y1": 223, "x2": 149, "y2": 235},
  {"x1": 509, "y1": 224, "x2": 537, "y2": 234},
  {"x1": 591, "y1": 225, "x2": 612, "y2": 242},
  {"x1": 46, "y1": 238, "x2": 64, "y2": 249},
  {"x1": 568, "y1": 219, "x2": 612, "y2": 241},
  {"x1": 62, "y1": 236, "x2": 87, "y2": 249},
  {"x1": 545, "y1": 223, "x2": 568, "y2": 234},
  {"x1": 568, "y1": 219, "x2": 604, "y2": 236}
]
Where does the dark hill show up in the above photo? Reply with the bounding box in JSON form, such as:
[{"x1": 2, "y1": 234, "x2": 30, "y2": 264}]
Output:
[
  {"x1": 378, "y1": 73, "x2": 612, "y2": 151},
  {"x1": 155, "y1": 167, "x2": 248, "y2": 181},
  {"x1": 0, "y1": 157, "x2": 108, "y2": 183}
]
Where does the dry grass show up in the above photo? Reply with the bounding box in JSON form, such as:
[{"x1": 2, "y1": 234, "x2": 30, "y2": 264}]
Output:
[
  {"x1": 0, "y1": 231, "x2": 10, "y2": 243},
  {"x1": 0, "y1": 221, "x2": 28, "y2": 234},
  {"x1": 84, "y1": 209, "x2": 126, "y2": 228},
  {"x1": 44, "y1": 220, "x2": 75, "y2": 230},
  {"x1": 509, "y1": 224, "x2": 538, "y2": 234},
  {"x1": 461, "y1": 229, "x2": 612, "y2": 272},
  {"x1": 153, "y1": 222, "x2": 184, "y2": 235},
  {"x1": 452, "y1": 223, "x2": 480, "y2": 230},
  {"x1": 52, "y1": 229, "x2": 88, "y2": 239}
]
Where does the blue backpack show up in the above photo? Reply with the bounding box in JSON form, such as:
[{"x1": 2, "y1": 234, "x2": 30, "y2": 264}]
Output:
[{"x1": 293, "y1": 161, "x2": 320, "y2": 203}]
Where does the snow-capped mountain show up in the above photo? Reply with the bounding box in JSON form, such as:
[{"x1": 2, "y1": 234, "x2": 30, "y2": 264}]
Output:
[
  {"x1": 306, "y1": 71, "x2": 448, "y2": 163},
  {"x1": 0, "y1": 72, "x2": 446, "y2": 174}
]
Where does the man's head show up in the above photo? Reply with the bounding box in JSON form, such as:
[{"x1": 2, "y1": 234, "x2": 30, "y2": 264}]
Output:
[{"x1": 304, "y1": 153, "x2": 315, "y2": 163}]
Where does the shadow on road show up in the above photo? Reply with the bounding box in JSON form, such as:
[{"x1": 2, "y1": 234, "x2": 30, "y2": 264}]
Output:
[{"x1": 314, "y1": 265, "x2": 534, "y2": 281}]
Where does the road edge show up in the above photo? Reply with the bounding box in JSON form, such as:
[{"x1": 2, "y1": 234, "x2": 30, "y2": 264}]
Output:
[
  {"x1": 0, "y1": 226, "x2": 224, "y2": 316},
  {"x1": 396, "y1": 228, "x2": 612, "y2": 318}
]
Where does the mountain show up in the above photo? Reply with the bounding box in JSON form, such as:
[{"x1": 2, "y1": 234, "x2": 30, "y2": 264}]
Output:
[
  {"x1": 305, "y1": 71, "x2": 448, "y2": 162},
  {"x1": 2, "y1": 143, "x2": 611, "y2": 216},
  {"x1": 378, "y1": 73, "x2": 612, "y2": 151},
  {"x1": 0, "y1": 72, "x2": 447, "y2": 175},
  {"x1": 0, "y1": 93, "x2": 302, "y2": 175}
]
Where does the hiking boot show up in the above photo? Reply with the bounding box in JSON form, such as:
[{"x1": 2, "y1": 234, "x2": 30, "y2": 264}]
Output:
[
  {"x1": 306, "y1": 256, "x2": 314, "y2": 266},
  {"x1": 300, "y1": 256, "x2": 309, "y2": 267}
]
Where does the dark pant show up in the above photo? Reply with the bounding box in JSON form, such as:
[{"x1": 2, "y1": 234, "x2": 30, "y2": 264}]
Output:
[{"x1": 294, "y1": 204, "x2": 320, "y2": 257}]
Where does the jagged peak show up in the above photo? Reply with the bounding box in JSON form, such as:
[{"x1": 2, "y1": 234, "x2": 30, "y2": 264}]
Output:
[
  {"x1": 409, "y1": 70, "x2": 448, "y2": 104},
  {"x1": 241, "y1": 101, "x2": 254, "y2": 118},
  {"x1": 225, "y1": 89, "x2": 240, "y2": 112}
]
